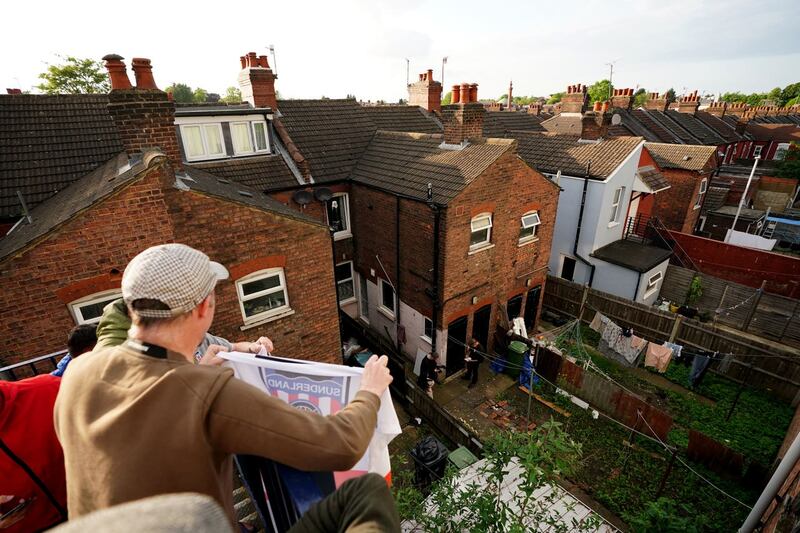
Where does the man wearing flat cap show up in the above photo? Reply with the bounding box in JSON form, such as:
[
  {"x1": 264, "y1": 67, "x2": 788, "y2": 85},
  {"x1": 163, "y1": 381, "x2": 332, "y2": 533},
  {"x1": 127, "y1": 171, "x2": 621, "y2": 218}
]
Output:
[{"x1": 54, "y1": 243, "x2": 398, "y2": 531}]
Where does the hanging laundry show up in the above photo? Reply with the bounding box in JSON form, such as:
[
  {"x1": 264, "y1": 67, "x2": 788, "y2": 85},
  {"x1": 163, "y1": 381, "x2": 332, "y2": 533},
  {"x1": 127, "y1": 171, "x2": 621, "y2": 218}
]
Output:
[
  {"x1": 663, "y1": 342, "x2": 688, "y2": 366},
  {"x1": 689, "y1": 353, "x2": 712, "y2": 388},
  {"x1": 645, "y1": 343, "x2": 673, "y2": 373},
  {"x1": 589, "y1": 312, "x2": 606, "y2": 334},
  {"x1": 718, "y1": 354, "x2": 733, "y2": 374},
  {"x1": 613, "y1": 334, "x2": 647, "y2": 365},
  {"x1": 601, "y1": 320, "x2": 622, "y2": 348},
  {"x1": 221, "y1": 352, "x2": 402, "y2": 512}
]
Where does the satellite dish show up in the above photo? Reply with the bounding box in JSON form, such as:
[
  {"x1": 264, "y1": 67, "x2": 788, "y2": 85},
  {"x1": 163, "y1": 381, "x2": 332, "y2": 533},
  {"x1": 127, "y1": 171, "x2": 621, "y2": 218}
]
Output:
[
  {"x1": 611, "y1": 113, "x2": 622, "y2": 126},
  {"x1": 314, "y1": 187, "x2": 333, "y2": 202},
  {"x1": 292, "y1": 190, "x2": 313, "y2": 206}
]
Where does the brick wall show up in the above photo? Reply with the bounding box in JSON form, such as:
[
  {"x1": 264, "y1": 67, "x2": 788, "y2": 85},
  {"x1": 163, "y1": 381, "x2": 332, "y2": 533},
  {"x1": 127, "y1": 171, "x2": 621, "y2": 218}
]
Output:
[
  {"x1": 652, "y1": 168, "x2": 705, "y2": 233},
  {"x1": 441, "y1": 148, "x2": 559, "y2": 350},
  {"x1": 0, "y1": 163, "x2": 341, "y2": 367},
  {"x1": 0, "y1": 166, "x2": 175, "y2": 365},
  {"x1": 166, "y1": 187, "x2": 341, "y2": 364},
  {"x1": 441, "y1": 103, "x2": 486, "y2": 144}
]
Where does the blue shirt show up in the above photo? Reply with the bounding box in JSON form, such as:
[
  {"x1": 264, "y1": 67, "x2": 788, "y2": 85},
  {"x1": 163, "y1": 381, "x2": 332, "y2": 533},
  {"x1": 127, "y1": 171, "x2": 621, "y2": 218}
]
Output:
[{"x1": 51, "y1": 354, "x2": 72, "y2": 377}]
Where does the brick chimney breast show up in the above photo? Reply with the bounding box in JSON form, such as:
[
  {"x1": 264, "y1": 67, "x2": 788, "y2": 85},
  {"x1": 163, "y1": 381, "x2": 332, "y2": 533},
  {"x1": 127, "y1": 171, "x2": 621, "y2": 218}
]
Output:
[
  {"x1": 238, "y1": 51, "x2": 278, "y2": 110},
  {"x1": 441, "y1": 82, "x2": 485, "y2": 145},
  {"x1": 407, "y1": 69, "x2": 443, "y2": 113},
  {"x1": 677, "y1": 90, "x2": 700, "y2": 115},
  {"x1": 561, "y1": 83, "x2": 588, "y2": 115},
  {"x1": 645, "y1": 92, "x2": 669, "y2": 112},
  {"x1": 611, "y1": 88, "x2": 634, "y2": 111},
  {"x1": 104, "y1": 55, "x2": 181, "y2": 169}
]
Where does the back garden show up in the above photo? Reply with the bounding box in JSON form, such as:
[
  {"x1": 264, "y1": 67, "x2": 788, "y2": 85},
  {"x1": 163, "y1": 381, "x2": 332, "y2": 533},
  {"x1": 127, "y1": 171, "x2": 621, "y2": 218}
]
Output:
[{"x1": 390, "y1": 321, "x2": 795, "y2": 532}]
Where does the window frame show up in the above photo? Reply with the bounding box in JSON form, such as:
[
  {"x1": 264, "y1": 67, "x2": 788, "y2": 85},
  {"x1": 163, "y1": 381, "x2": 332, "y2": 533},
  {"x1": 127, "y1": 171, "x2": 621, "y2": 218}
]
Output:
[
  {"x1": 335, "y1": 261, "x2": 356, "y2": 305},
  {"x1": 326, "y1": 193, "x2": 352, "y2": 241},
  {"x1": 230, "y1": 121, "x2": 256, "y2": 156},
  {"x1": 69, "y1": 290, "x2": 122, "y2": 325},
  {"x1": 251, "y1": 121, "x2": 270, "y2": 153},
  {"x1": 378, "y1": 278, "x2": 396, "y2": 319},
  {"x1": 775, "y1": 143, "x2": 790, "y2": 161},
  {"x1": 422, "y1": 316, "x2": 433, "y2": 344},
  {"x1": 753, "y1": 145, "x2": 763, "y2": 158},
  {"x1": 469, "y1": 212, "x2": 493, "y2": 250},
  {"x1": 644, "y1": 271, "x2": 663, "y2": 296},
  {"x1": 235, "y1": 268, "x2": 291, "y2": 324},
  {"x1": 609, "y1": 187, "x2": 624, "y2": 224},
  {"x1": 358, "y1": 273, "x2": 370, "y2": 324},
  {"x1": 694, "y1": 178, "x2": 708, "y2": 209},
  {"x1": 519, "y1": 210, "x2": 541, "y2": 244},
  {"x1": 179, "y1": 123, "x2": 226, "y2": 162}
]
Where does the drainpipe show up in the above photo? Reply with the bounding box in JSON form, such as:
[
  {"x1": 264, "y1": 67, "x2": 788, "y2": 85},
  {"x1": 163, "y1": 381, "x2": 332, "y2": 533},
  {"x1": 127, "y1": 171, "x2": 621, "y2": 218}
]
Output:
[
  {"x1": 573, "y1": 162, "x2": 596, "y2": 287},
  {"x1": 395, "y1": 196, "x2": 402, "y2": 352},
  {"x1": 330, "y1": 228, "x2": 343, "y2": 357},
  {"x1": 740, "y1": 431, "x2": 800, "y2": 532},
  {"x1": 427, "y1": 183, "x2": 441, "y2": 358}
]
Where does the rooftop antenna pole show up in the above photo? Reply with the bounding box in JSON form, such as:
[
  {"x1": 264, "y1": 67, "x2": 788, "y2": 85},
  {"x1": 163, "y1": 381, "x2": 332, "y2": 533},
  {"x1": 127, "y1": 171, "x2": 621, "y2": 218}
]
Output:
[
  {"x1": 405, "y1": 58, "x2": 410, "y2": 87},
  {"x1": 605, "y1": 60, "x2": 617, "y2": 101},
  {"x1": 441, "y1": 56, "x2": 448, "y2": 93},
  {"x1": 268, "y1": 44, "x2": 277, "y2": 77},
  {"x1": 726, "y1": 156, "x2": 760, "y2": 243},
  {"x1": 16, "y1": 190, "x2": 32, "y2": 224}
]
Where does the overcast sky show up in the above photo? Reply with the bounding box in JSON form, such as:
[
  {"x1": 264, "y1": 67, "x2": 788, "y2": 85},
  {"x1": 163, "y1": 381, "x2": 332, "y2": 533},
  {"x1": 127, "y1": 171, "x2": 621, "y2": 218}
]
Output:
[{"x1": 2, "y1": 0, "x2": 798, "y2": 102}]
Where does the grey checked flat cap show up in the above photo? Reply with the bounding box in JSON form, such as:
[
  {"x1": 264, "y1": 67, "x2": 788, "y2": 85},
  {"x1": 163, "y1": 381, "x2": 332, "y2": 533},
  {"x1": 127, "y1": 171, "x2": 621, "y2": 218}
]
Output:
[{"x1": 122, "y1": 244, "x2": 229, "y2": 318}]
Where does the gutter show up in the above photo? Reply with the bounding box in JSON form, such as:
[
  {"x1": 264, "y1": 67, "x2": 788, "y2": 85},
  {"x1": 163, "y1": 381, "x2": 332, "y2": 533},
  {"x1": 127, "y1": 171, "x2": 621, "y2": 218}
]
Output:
[
  {"x1": 573, "y1": 162, "x2": 596, "y2": 287},
  {"x1": 427, "y1": 183, "x2": 441, "y2": 358}
]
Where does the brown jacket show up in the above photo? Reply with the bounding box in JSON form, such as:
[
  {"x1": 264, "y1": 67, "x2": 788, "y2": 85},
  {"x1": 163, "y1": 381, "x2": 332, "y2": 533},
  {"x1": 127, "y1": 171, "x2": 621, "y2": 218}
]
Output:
[{"x1": 53, "y1": 343, "x2": 379, "y2": 520}]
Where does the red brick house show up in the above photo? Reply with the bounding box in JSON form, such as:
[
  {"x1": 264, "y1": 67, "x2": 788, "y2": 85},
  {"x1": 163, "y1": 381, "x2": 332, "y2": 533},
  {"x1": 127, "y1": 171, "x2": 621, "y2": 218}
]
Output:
[
  {"x1": 643, "y1": 143, "x2": 718, "y2": 233},
  {"x1": 0, "y1": 55, "x2": 341, "y2": 368}
]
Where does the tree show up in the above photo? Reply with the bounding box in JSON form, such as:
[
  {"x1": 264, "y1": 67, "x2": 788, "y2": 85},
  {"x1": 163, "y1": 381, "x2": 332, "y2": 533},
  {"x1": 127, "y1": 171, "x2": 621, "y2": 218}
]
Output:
[
  {"x1": 442, "y1": 91, "x2": 452, "y2": 105},
  {"x1": 547, "y1": 92, "x2": 564, "y2": 104},
  {"x1": 219, "y1": 86, "x2": 242, "y2": 104},
  {"x1": 37, "y1": 56, "x2": 109, "y2": 94},
  {"x1": 634, "y1": 88, "x2": 648, "y2": 108},
  {"x1": 588, "y1": 79, "x2": 613, "y2": 103},
  {"x1": 775, "y1": 146, "x2": 800, "y2": 181},
  {"x1": 665, "y1": 88, "x2": 676, "y2": 102},
  {"x1": 165, "y1": 83, "x2": 193, "y2": 103},
  {"x1": 399, "y1": 421, "x2": 600, "y2": 532},
  {"x1": 193, "y1": 88, "x2": 208, "y2": 103},
  {"x1": 780, "y1": 83, "x2": 800, "y2": 106}
]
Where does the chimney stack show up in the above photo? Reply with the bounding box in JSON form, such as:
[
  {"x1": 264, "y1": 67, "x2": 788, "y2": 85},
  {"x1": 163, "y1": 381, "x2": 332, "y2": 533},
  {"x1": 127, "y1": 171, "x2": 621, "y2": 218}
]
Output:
[
  {"x1": 528, "y1": 102, "x2": 541, "y2": 115},
  {"x1": 102, "y1": 54, "x2": 181, "y2": 168},
  {"x1": 451, "y1": 84, "x2": 461, "y2": 104},
  {"x1": 561, "y1": 84, "x2": 588, "y2": 114},
  {"x1": 581, "y1": 101, "x2": 611, "y2": 140},
  {"x1": 507, "y1": 80, "x2": 513, "y2": 111},
  {"x1": 706, "y1": 101, "x2": 727, "y2": 118},
  {"x1": 408, "y1": 69, "x2": 443, "y2": 113},
  {"x1": 645, "y1": 92, "x2": 669, "y2": 112},
  {"x1": 238, "y1": 51, "x2": 278, "y2": 110},
  {"x1": 441, "y1": 81, "x2": 485, "y2": 145},
  {"x1": 5, "y1": 88, "x2": 22, "y2": 94},
  {"x1": 727, "y1": 102, "x2": 748, "y2": 117},
  {"x1": 610, "y1": 88, "x2": 635, "y2": 111},
  {"x1": 677, "y1": 90, "x2": 700, "y2": 115}
]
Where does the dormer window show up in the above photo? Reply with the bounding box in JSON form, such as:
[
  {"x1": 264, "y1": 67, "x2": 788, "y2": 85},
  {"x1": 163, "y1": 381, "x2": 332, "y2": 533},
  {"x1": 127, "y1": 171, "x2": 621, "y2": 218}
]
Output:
[
  {"x1": 232, "y1": 121, "x2": 270, "y2": 155},
  {"x1": 181, "y1": 124, "x2": 225, "y2": 161}
]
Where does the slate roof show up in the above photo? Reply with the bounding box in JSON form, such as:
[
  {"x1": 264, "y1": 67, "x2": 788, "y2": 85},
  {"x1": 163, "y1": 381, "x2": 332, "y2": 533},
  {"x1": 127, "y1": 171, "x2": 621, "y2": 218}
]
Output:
[
  {"x1": 0, "y1": 152, "x2": 137, "y2": 261},
  {"x1": 751, "y1": 115, "x2": 800, "y2": 125},
  {"x1": 664, "y1": 110, "x2": 726, "y2": 145},
  {"x1": 181, "y1": 167, "x2": 321, "y2": 226},
  {"x1": 350, "y1": 131, "x2": 514, "y2": 204},
  {"x1": 637, "y1": 165, "x2": 670, "y2": 192},
  {"x1": 591, "y1": 239, "x2": 672, "y2": 273},
  {"x1": 744, "y1": 123, "x2": 800, "y2": 142},
  {"x1": 482, "y1": 112, "x2": 545, "y2": 137},
  {"x1": 0, "y1": 94, "x2": 123, "y2": 219},
  {"x1": 632, "y1": 109, "x2": 684, "y2": 144},
  {"x1": 694, "y1": 111, "x2": 746, "y2": 142},
  {"x1": 641, "y1": 110, "x2": 698, "y2": 144},
  {"x1": 701, "y1": 186, "x2": 730, "y2": 214},
  {"x1": 712, "y1": 205, "x2": 765, "y2": 220},
  {"x1": 608, "y1": 108, "x2": 662, "y2": 142},
  {"x1": 187, "y1": 154, "x2": 299, "y2": 192},
  {"x1": 644, "y1": 143, "x2": 717, "y2": 171},
  {"x1": 277, "y1": 99, "x2": 377, "y2": 183},
  {"x1": 512, "y1": 132, "x2": 642, "y2": 179},
  {"x1": 362, "y1": 105, "x2": 441, "y2": 134}
]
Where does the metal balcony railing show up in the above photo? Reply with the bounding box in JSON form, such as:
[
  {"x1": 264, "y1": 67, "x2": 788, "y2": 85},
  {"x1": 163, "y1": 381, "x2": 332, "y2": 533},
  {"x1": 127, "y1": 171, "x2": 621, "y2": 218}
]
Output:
[{"x1": 0, "y1": 350, "x2": 66, "y2": 381}]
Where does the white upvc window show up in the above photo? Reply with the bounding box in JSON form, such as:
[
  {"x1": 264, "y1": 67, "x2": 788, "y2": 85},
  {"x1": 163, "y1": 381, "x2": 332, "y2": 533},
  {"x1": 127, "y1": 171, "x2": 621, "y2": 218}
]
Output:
[
  {"x1": 775, "y1": 143, "x2": 791, "y2": 161},
  {"x1": 326, "y1": 193, "x2": 352, "y2": 240},
  {"x1": 753, "y1": 145, "x2": 763, "y2": 158},
  {"x1": 379, "y1": 278, "x2": 396, "y2": 319},
  {"x1": 252, "y1": 121, "x2": 269, "y2": 152},
  {"x1": 470, "y1": 213, "x2": 493, "y2": 250},
  {"x1": 645, "y1": 271, "x2": 663, "y2": 296},
  {"x1": 609, "y1": 187, "x2": 624, "y2": 223},
  {"x1": 335, "y1": 261, "x2": 356, "y2": 304},
  {"x1": 180, "y1": 123, "x2": 225, "y2": 161},
  {"x1": 422, "y1": 317, "x2": 433, "y2": 343},
  {"x1": 694, "y1": 178, "x2": 708, "y2": 209},
  {"x1": 519, "y1": 211, "x2": 541, "y2": 243},
  {"x1": 231, "y1": 122, "x2": 255, "y2": 155},
  {"x1": 236, "y1": 268, "x2": 290, "y2": 323},
  {"x1": 69, "y1": 290, "x2": 122, "y2": 325}
]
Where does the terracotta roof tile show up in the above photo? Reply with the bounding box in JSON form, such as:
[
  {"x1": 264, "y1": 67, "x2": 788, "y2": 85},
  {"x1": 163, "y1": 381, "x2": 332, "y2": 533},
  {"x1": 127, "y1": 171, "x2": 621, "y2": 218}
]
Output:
[
  {"x1": 644, "y1": 143, "x2": 717, "y2": 171},
  {"x1": 483, "y1": 112, "x2": 544, "y2": 136},
  {"x1": 187, "y1": 154, "x2": 299, "y2": 191}
]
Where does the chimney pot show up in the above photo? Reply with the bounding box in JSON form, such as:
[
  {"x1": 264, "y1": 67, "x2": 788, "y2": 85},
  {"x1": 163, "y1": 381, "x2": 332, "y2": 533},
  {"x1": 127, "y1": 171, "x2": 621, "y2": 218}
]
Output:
[
  {"x1": 427, "y1": 69, "x2": 433, "y2": 81},
  {"x1": 602, "y1": 101, "x2": 610, "y2": 113},
  {"x1": 461, "y1": 83, "x2": 470, "y2": 103},
  {"x1": 103, "y1": 54, "x2": 133, "y2": 91},
  {"x1": 240, "y1": 56, "x2": 247, "y2": 69},
  {"x1": 593, "y1": 101, "x2": 602, "y2": 112},
  {"x1": 469, "y1": 83, "x2": 478, "y2": 103},
  {"x1": 131, "y1": 58, "x2": 158, "y2": 90},
  {"x1": 452, "y1": 84, "x2": 461, "y2": 104}
]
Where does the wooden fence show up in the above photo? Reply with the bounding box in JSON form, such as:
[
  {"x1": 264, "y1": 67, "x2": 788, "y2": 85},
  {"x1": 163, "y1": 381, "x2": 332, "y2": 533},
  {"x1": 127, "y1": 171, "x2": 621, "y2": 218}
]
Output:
[
  {"x1": 543, "y1": 276, "x2": 800, "y2": 404},
  {"x1": 660, "y1": 265, "x2": 800, "y2": 349}
]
